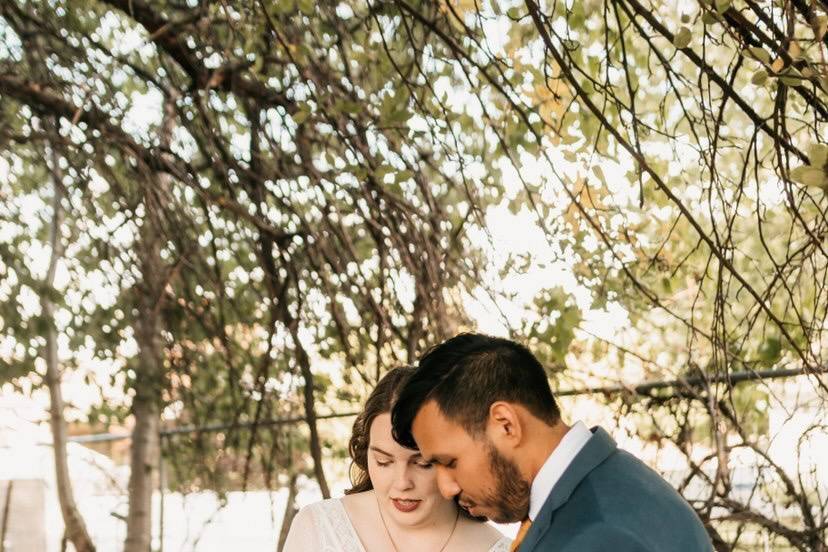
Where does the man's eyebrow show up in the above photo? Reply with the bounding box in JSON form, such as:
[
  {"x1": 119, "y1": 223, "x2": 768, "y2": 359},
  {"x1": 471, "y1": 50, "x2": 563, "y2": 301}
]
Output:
[{"x1": 368, "y1": 446, "x2": 393, "y2": 456}]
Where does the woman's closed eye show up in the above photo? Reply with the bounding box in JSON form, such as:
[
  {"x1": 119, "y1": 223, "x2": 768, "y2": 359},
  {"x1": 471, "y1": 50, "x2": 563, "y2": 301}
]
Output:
[{"x1": 374, "y1": 457, "x2": 431, "y2": 469}]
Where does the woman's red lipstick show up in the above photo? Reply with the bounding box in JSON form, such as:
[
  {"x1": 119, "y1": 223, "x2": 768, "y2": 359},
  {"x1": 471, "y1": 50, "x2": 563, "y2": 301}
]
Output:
[{"x1": 392, "y1": 498, "x2": 421, "y2": 512}]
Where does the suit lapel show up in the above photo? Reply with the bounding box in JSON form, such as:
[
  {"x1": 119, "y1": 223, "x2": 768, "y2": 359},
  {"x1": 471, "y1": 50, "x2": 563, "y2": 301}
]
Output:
[{"x1": 517, "y1": 426, "x2": 617, "y2": 552}]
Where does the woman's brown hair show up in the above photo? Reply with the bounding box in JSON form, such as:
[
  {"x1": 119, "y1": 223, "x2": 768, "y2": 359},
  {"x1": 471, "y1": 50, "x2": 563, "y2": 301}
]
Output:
[{"x1": 345, "y1": 366, "x2": 415, "y2": 495}]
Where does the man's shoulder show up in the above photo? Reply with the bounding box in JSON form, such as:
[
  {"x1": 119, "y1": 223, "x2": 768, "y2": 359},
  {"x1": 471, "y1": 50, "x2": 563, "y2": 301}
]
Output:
[
  {"x1": 580, "y1": 446, "x2": 683, "y2": 500},
  {"x1": 535, "y1": 448, "x2": 710, "y2": 547}
]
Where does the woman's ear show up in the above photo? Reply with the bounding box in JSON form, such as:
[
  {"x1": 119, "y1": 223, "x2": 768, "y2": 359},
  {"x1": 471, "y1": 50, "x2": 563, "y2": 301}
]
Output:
[{"x1": 486, "y1": 401, "x2": 523, "y2": 447}]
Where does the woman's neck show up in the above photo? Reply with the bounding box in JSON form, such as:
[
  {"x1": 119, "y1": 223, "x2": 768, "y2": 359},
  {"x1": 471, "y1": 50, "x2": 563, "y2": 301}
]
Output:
[{"x1": 378, "y1": 494, "x2": 459, "y2": 550}]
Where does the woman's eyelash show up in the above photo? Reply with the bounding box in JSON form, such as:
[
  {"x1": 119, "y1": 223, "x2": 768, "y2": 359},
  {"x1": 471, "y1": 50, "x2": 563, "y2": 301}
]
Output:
[{"x1": 375, "y1": 459, "x2": 432, "y2": 468}]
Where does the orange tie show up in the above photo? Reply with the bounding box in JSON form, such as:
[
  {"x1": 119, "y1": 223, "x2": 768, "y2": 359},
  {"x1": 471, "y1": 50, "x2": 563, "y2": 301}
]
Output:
[{"x1": 510, "y1": 518, "x2": 533, "y2": 552}]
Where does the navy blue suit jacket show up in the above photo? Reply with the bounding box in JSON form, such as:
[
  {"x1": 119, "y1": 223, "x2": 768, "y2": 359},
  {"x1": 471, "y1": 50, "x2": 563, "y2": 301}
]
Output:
[{"x1": 518, "y1": 427, "x2": 713, "y2": 552}]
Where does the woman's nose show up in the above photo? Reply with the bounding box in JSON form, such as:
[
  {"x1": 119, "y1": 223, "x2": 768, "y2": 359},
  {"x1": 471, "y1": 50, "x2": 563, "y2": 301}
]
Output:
[{"x1": 392, "y1": 464, "x2": 415, "y2": 490}]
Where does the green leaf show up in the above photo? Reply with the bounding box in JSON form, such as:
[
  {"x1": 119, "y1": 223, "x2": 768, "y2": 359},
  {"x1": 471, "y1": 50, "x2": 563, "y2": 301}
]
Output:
[
  {"x1": 396, "y1": 170, "x2": 414, "y2": 183},
  {"x1": 744, "y1": 47, "x2": 771, "y2": 64},
  {"x1": 297, "y1": 0, "x2": 314, "y2": 15},
  {"x1": 781, "y1": 66, "x2": 802, "y2": 77},
  {"x1": 681, "y1": 13, "x2": 691, "y2": 24},
  {"x1": 673, "y1": 27, "x2": 692, "y2": 49},
  {"x1": 292, "y1": 107, "x2": 310, "y2": 125},
  {"x1": 338, "y1": 100, "x2": 362, "y2": 114},
  {"x1": 757, "y1": 337, "x2": 781, "y2": 364},
  {"x1": 789, "y1": 166, "x2": 828, "y2": 188},
  {"x1": 271, "y1": 0, "x2": 296, "y2": 15},
  {"x1": 715, "y1": 0, "x2": 732, "y2": 14},
  {"x1": 807, "y1": 144, "x2": 828, "y2": 168},
  {"x1": 702, "y1": 11, "x2": 718, "y2": 25},
  {"x1": 387, "y1": 109, "x2": 412, "y2": 124},
  {"x1": 560, "y1": 134, "x2": 580, "y2": 145},
  {"x1": 374, "y1": 164, "x2": 394, "y2": 179},
  {"x1": 751, "y1": 69, "x2": 768, "y2": 86},
  {"x1": 506, "y1": 7, "x2": 521, "y2": 19},
  {"x1": 349, "y1": 164, "x2": 369, "y2": 179}
]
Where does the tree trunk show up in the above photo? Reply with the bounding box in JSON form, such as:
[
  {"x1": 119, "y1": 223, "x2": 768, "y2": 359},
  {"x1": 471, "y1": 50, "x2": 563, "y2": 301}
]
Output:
[
  {"x1": 288, "y1": 324, "x2": 330, "y2": 498},
  {"x1": 123, "y1": 390, "x2": 160, "y2": 552},
  {"x1": 123, "y1": 201, "x2": 164, "y2": 552},
  {"x1": 276, "y1": 473, "x2": 298, "y2": 552},
  {"x1": 42, "y1": 159, "x2": 97, "y2": 552},
  {"x1": 0, "y1": 481, "x2": 12, "y2": 552},
  {"x1": 123, "y1": 96, "x2": 175, "y2": 552}
]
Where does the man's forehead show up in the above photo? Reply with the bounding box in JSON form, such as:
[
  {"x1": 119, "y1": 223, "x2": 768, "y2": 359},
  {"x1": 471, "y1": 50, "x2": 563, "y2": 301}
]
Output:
[
  {"x1": 412, "y1": 405, "x2": 472, "y2": 465},
  {"x1": 413, "y1": 401, "x2": 462, "y2": 445},
  {"x1": 413, "y1": 399, "x2": 449, "y2": 428}
]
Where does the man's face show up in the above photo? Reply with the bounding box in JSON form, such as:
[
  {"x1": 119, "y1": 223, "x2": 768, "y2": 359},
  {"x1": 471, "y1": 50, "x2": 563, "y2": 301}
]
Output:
[{"x1": 411, "y1": 400, "x2": 531, "y2": 523}]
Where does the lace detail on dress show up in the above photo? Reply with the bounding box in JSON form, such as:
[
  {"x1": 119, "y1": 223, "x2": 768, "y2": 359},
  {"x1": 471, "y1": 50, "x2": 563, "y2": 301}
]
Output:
[
  {"x1": 489, "y1": 536, "x2": 513, "y2": 552},
  {"x1": 292, "y1": 498, "x2": 511, "y2": 552},
  {"x1": 306, "y1": 498, "x2": 366, "y2": 552}
]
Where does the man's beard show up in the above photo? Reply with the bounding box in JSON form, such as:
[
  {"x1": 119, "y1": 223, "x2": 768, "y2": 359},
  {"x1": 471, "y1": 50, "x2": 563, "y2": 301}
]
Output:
[{"x1": 472, "y1": 442, "x2": 531, "y2": 523}]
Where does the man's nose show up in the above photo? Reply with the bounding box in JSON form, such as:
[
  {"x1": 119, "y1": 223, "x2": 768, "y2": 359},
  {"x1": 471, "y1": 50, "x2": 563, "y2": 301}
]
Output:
[{"x1": 436, "y1": 466, "x2": 461, "y2": 499}]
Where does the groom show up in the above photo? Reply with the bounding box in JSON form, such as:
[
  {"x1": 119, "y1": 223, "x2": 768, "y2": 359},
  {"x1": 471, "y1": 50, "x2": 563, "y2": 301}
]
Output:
[{"x1": 391, "y1": 333, "x2": 713, "y2": 551}]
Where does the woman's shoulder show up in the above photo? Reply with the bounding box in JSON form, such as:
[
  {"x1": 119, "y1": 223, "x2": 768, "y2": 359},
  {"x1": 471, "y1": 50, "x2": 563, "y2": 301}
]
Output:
[
  {"x1": 340, "y1": 489, "x2": 376, "y2": 515},
  {"x1": 298, "y1": 492, "x2": 379, "y2": 529},
  {"x1": 284, "y1": 497, "x2": 364, "y2": 552},
  {"x1": 296, "y1": 496, "x2": 347, "y2": 520}
]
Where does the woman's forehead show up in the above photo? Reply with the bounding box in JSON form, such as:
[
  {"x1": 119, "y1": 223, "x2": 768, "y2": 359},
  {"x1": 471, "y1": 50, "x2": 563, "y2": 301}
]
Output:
[{"x1": 369, "y1": 413, "x2": 421, "y2": 456}]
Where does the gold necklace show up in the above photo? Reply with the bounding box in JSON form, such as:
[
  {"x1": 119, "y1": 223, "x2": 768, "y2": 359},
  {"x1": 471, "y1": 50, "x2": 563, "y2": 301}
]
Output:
[{"x1": 375, "y1": 497, "x2": 460, "y2": 552}]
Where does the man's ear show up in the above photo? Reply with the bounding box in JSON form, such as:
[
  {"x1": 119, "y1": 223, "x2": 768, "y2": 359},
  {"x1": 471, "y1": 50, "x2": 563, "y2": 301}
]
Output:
[{"x1": 487, "y1": 401, "x2": 523, "y2": 447}]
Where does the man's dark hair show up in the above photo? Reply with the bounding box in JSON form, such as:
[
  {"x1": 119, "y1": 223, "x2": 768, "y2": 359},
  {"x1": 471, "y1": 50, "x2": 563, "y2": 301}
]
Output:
[{"x1": 391, "y1": 332, "x2": 560, "y2": 449}]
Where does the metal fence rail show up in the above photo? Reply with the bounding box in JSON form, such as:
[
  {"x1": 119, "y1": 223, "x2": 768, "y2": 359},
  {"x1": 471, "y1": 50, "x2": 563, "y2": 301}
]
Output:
[{"x1": 66, "y1": 365, "x2": 825, "y2": 444}]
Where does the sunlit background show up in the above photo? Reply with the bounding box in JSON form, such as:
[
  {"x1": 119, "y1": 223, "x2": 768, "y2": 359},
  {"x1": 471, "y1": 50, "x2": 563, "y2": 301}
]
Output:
[{"x1": 2, "y1": 0, "x2": 827, "y2": 550}]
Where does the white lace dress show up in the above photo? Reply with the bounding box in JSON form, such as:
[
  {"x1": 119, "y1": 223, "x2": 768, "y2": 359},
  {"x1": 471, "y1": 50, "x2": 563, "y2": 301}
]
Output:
[{"x1": 283, "y1": 498, "x2": 512, "y2": 552}]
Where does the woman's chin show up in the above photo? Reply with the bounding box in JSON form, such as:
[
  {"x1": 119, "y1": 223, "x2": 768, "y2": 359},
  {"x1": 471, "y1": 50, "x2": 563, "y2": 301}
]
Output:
[{"x1": 387, "y1": 502, "x2": 430, "y2": 526}]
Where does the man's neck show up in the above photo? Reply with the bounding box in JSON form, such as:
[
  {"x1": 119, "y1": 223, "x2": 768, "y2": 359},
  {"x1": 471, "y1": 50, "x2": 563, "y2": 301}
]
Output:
[{"x1": 520, "y1": 419, "x2": 571, "y2": 484}]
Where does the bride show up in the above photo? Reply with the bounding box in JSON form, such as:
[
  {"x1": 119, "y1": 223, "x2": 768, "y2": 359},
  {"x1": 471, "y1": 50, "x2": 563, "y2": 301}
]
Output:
[{"x1": 283, "y1": 367, "x2": 511, "y2": 552}]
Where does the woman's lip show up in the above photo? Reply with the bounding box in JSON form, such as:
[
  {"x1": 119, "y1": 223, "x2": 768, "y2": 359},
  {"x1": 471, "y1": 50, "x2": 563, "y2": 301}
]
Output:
[{"x1": 391, "y1": 498, "x2": 421, "y2": 513}]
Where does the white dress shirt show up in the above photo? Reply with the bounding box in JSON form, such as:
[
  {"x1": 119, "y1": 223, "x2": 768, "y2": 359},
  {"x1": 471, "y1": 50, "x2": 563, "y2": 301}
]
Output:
[{"x1": 528, "y1": 421, "x2": 592, "y2": 521}]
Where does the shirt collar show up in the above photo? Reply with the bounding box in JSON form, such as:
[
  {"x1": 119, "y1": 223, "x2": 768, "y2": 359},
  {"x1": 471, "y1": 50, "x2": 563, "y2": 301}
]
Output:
[{"x1": 528, "y1": 421, "x2": 592, "y2": 521}]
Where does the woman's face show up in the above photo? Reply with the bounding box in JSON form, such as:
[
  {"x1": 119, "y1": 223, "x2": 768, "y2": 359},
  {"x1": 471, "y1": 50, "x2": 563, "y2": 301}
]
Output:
[{"x1": 366, "y1": 412, "x2": 454, "y2": 527}]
